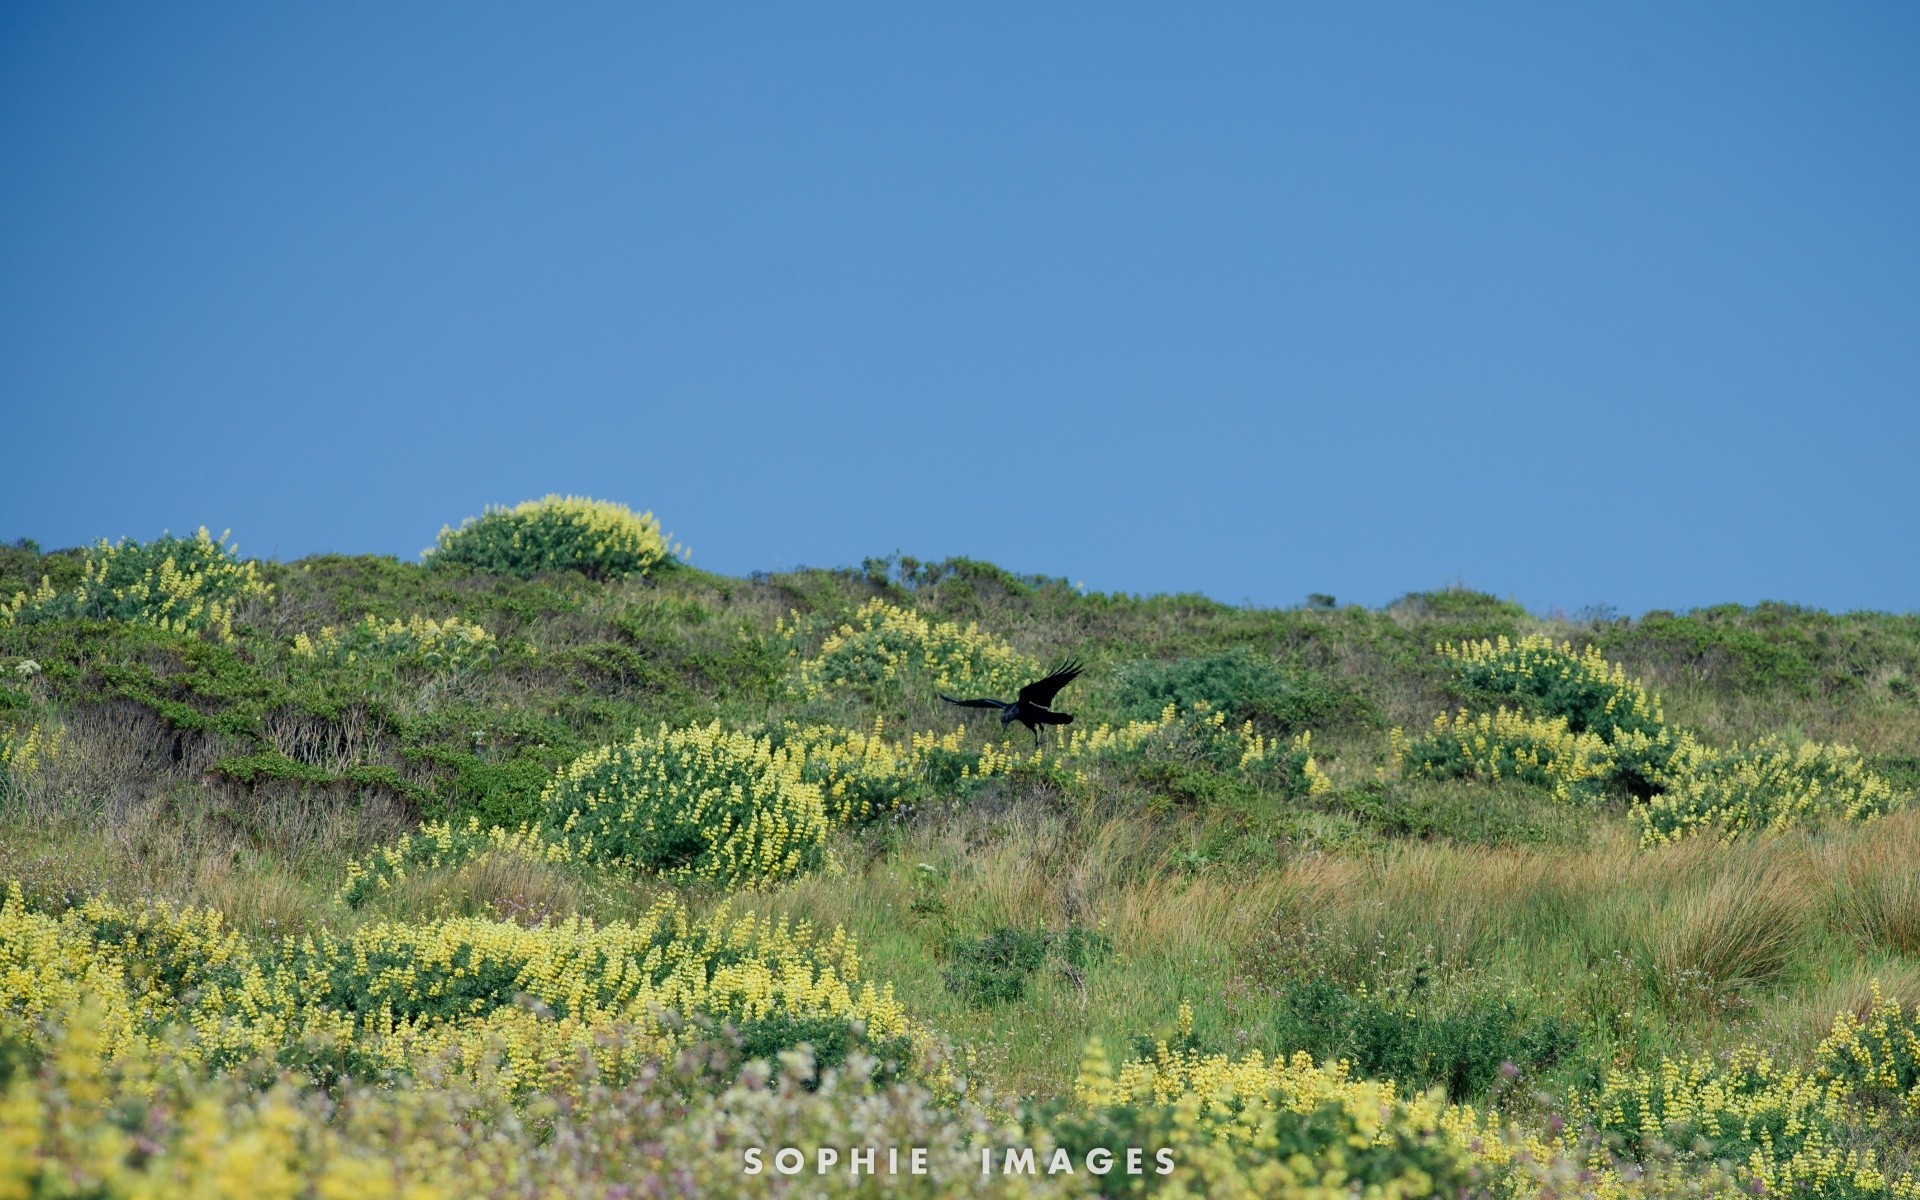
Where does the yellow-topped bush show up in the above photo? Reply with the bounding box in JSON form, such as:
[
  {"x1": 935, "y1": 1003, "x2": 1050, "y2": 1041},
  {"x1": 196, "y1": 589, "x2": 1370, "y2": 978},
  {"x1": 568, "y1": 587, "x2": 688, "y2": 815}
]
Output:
[
  {"x1": 783, "y1": 599, "x2": 1039, "y2": 700},
  {"x1": 292, "y1": 614, "x2": 496, "y2": 671},
  {"x1": 1391, "y1": 707, "x2": 1613, "y2": 802},
  {"x1": 425, "y1": 495, "x2": 674, "y2": 580},
  {"x1": 1439, "y1": 635, "x2": 1677, "y2": 797},
  {"x1": 1, "y1": 528, "x2": 268, "y2": 639},
  {"x1": 541, "y1": 721, "x2": 830, "y2": 884},
  {"x1": 1638, "y1": 735, "x2": 1902, "y2": 845},
  {"x1": 344, "y1": 722, "x2": 832, "y2": 895},
  {"x1": 1439, "y1": 636, "x2": 1666, "y2": 741}
]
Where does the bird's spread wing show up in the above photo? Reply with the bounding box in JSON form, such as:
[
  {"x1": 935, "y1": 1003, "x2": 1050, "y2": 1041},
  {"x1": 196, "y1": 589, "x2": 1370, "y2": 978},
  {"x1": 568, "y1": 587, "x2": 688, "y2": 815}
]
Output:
[
  {"x1": 1017, "y1": 660, "x2": 1083, "y2": 708},
  {"x1": 1028, "y1": 709, "x2": 1074, "y2": 726},
  {"x1": 940, "y1": 694, "x2": 1007, "y2": 709}
]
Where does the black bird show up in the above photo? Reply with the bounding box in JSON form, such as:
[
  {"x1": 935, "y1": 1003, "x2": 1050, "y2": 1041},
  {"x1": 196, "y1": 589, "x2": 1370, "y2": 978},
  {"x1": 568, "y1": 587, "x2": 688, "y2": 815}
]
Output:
[{"x1": 939, "y1": 660, "x2": 1084, "y2": 745}]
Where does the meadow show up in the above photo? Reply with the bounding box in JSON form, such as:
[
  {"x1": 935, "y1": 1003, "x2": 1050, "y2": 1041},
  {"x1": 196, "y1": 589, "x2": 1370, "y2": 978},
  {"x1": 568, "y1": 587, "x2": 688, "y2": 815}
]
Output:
[{"x1": 3, "y1": 496, "x2": 1920, "y2": 1197}]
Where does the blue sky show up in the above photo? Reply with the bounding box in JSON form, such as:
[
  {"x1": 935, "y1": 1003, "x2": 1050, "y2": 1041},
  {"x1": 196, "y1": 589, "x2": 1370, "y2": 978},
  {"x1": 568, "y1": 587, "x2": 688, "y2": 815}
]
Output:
[{"x1": 2, "y1": 3, "x2": 1915, "y2": 614}]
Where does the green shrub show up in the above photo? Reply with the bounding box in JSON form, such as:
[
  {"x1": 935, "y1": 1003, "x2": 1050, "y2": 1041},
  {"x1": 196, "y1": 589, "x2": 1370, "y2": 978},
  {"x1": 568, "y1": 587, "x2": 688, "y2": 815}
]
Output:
[
  {"x1": 425, "y1": 495, "x2": 674, "y2": 580},
  {"x1": 2, "y1": 529, "x2": 268, "y2": 639},
  {"x1": 943, "y1": 925, "x2": 1112, "y2": 1007},
  {"x1": 1637, "y1": 735, "x2": 1903, "y2": 845},
  {"x1": 1112, "y1": 648, "x2": 1368, "y2": 732},
  {"x1": 1262, "y1": 976, "x2": 1577, "y2": 1101}
]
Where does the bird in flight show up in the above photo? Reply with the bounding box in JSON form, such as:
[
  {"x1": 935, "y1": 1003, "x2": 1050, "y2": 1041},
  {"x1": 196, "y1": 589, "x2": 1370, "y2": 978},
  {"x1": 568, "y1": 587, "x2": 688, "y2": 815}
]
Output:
[{"x1": 939, "y1": 660, "x2": 1083, "y2": 745}]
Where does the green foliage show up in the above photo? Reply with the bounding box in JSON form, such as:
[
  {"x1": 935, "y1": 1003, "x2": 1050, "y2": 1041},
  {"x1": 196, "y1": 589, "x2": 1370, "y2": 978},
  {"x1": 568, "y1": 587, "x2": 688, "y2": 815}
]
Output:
[
  {"x1": 729, "y1": 1010, "x2": 914, "y2": 1082},
  {"x1": 3, "y1": 529, "x2": 268, "y2": 638},
  {"x1": 292, "y1": 613, "x2": 497, "y2": 671},
  {"x1": 1261, "y1": 976, "x2": 1577, "y2": 1101},
  {"x1": 1112, "y1": 647, "x2": 1370, "y2": 732},
  {"x1": 426, "y1": 495, "x2": 675, "y2": 580},
  {"x1": 943, "y1": 925, "x2": 1112, "y2": 1008}
]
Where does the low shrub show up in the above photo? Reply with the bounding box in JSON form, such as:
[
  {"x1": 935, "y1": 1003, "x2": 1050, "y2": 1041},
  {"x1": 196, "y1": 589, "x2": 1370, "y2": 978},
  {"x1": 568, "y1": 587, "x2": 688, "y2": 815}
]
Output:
[
  {"x1": 1, "y1": 528, "x2": 268, "y2": 639},
  {"x1": 777, "y1": 719, "x2": 927, "y2": 825},
  {"x1": 783, "y1": 598, "x2": 1038, "y2": 701},
  {"x1": 1638, "y1": 735, "x2": 1903, "y2": 845},
  {"x1": 1440, "y1": 635, "x2": 1666, "y2": 742},
  {"x1": 942, "y1": 925, "x2": 1111, "y2": 1008},
  {"x1": 344, "y1": 723, "x2": 832, "y2": 896},
  {"x1": 1111, "y1": 648, "x2": 1369, "y2": 733},
  {"x1": 292, "y1": 613, "x2": 497, "y2": 671},
  {"x1": 1257, "y1": 976, "x2": 1577, "y2": 1101},
  {"x1": 1391, "y1": 707, "x2": 1613, "y2": 802},
  {"x1": 425, "y1": 495, "x2": 674, "y2": 580}
]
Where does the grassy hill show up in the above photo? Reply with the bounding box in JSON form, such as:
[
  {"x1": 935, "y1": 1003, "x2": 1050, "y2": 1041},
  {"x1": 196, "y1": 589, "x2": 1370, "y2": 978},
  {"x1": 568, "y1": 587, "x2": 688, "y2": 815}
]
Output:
[{"x1": 4, "y1": 506, "x2": 1920, "y2": 1197}]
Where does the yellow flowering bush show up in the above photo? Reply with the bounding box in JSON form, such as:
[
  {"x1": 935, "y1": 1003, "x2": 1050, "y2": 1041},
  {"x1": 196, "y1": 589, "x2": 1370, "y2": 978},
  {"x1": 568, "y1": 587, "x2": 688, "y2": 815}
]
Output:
[
  {"x1": 292, "y1": 613, "x2": 496, "y2": 670},
  {"x1": 1814, "y1": 982, "x2": 1920, "y2": 1117},
  {"x1": 1637, "y1": 735, "x2": 1901, "y2": 845},
  {"x1": 0, "y1": 883, "x2": 915, "y2": 1094},
  {"x1": 1440, "y1": 636, "x2": 1677, "y2": 797},
  {"x1": 1065, "y1": 1034, "x2": 1479, "y2": 1198},
  {"x1": 345, "y1": 722, "x2": 831, "y2": 896},
  {"x1": 1, "y1": 529, "x2": 268, "y2": 639},
  {"x1": 1390, "y1": 708, "x2": 1613, "y2": 802},
  {"x1": 783, "y1": 599, "x2": 1039, "y2": 700},
  {"x1": 1572, "y1": 1042, "x2": 1920, "y2": 1198},
  {"x1": 0, "y1": 722, "x2": 61, "y2": 776},
  {"x1": 425, "y1": 495, "x2": 676, "y2": 580},
  {"x1": 541, "y1": 721, "x2": 831, "y2": 885},
  {"x1": 780, "y1": 719, "x2": 929, "y2": 825}
]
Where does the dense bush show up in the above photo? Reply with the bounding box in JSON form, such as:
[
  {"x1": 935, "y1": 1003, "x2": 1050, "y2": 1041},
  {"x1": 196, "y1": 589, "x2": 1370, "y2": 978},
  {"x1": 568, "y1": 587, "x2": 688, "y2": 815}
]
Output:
[
  {"x1": 1440, "y1": 635, "x2": 1667, "y2": 742},
  {"x1": 1440, "y1": 635, "x2": 1677, "y2": 798},
  {"x1": 942, "y1": 925, "x2": 1111, "y2": 1008},
  {"x1": 1392, "y1": 707, "x2": 1613, "y2": 802},
  {"x1": 425, "y1": 495, "x2": 674, "y2": 580},
  {"x1": 1256, "y1": 976, "x2": 1578, "y2": 1101},
  {"x1": 535, "y1": 720, "x2": 831, "y2": 884},
  {"x1": 1, "y1": 528, "x2": 268, "y2": 639},
  {"x1": 1574, "y1": 998, "x2": 1920, "y2": 1199},
  {"x1": 784, "y1": 598, "x2": 1038, "y2": 701},
  {"x1": 1638, "y1": 735, "x2": 1902, "y2": 845},
  {"x1": 1111, "y1": 648, "x2": 1369, "y2": 733}
]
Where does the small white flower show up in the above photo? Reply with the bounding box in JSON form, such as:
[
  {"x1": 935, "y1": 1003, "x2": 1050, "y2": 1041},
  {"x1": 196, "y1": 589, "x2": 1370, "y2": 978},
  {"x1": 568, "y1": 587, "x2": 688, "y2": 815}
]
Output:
[{"x1": 14, "y1": 659, "x2": 40, "y2": 678}]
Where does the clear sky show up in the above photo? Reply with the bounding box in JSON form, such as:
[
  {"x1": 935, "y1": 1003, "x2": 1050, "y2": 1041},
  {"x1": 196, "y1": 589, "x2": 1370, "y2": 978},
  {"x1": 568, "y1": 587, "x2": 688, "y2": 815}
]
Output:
[{"x1": 2, "y1": 3, "x2": 1915, "y2": 614}]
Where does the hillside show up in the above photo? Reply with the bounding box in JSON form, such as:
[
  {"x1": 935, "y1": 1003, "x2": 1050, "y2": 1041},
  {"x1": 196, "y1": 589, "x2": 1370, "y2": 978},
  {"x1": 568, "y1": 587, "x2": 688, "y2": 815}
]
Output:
[{"x1": 4, "y1": 503, "x2": 1920, "y2": 1197}]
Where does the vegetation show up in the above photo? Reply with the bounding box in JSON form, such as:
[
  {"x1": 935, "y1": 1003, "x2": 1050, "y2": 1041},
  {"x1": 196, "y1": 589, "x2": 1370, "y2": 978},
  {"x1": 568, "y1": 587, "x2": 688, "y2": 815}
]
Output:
[
  {"x1": 2, "y1": 509, "x2": 1918, "y2": 1196},
  {"x1": 424, "y1": 494, "x2": 676, "y2": 580}
]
